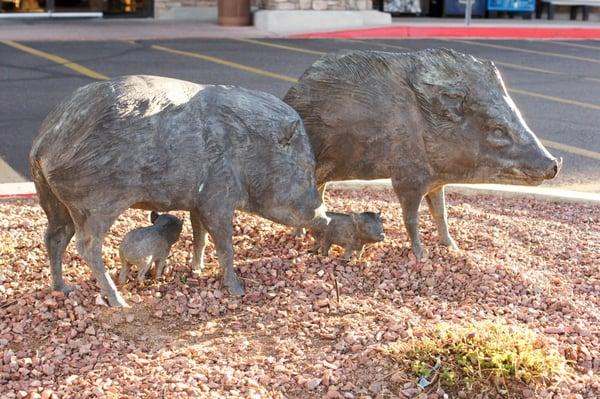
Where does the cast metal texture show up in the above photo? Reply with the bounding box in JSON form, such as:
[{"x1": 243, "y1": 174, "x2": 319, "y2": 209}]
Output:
[
  {"x1": 310, "y1": 211, "x2": 385, "y2": 260},
  {"x1": 284, "y1": 48, "x2": 561, "y2": 258},
  {"x1": 30, "y1": 75, "x2": 328, "y2": 306},
  {"x1": 118, "y1": 212, "x2": 183, "y2": 285}
]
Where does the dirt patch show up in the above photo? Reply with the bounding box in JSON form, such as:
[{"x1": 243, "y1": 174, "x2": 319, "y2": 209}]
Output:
[{"x1": 1, "y1": 189, "x2": 599, "y2": 398}]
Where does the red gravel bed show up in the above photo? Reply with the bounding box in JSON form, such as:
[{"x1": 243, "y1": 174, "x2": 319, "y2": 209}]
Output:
[{"x1": 1, "y1": 189, "x2": 599, "y2": 399}]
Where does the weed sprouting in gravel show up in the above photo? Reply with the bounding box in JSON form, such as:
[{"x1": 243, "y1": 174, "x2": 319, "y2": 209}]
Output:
[{"x1": 381, "y1": 320, "x2": 568, "y2": 396}]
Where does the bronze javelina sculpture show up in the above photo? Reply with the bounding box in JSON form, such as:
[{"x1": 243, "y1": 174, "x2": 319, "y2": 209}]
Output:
[
  {"x1": 30, "y1": 75, "x2": 328, "y2": 306},
  {"x1": 118, "y1": 212, "x2": 183, "y2": 284},
  {"x1": 284, "y1": 49, "x2": 561, "y2": 258}
]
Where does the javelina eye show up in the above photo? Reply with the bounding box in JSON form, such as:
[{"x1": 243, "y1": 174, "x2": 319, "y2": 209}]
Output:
[
  {"x1": 488, "y1": 128, "x2": 511, "y2": 147},
  {"x1": 493, "y1": 128, "x2": 505, "y2": 138}
]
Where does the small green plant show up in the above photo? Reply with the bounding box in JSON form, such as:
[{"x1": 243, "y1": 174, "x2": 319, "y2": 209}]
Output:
[{"x1": 381, "y1": 321, "x2": 567, "y2": 394}]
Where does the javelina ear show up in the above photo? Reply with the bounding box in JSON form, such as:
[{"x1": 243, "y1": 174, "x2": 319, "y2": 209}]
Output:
[
  {"x1": 278, "y1": 119, "x2": 300, "y2": 146},
  {"x1": 150, "y1": 211, "x2": 159, "y2": 223},
  {"x1": 412, "y1": 68, "x2": 468, "y2": 123}
]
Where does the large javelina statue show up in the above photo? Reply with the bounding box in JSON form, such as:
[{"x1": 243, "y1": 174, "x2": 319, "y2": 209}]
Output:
[
  {"x1": 30, "y1": 75, "x2": 328, "y2": 307},
  {"x1": 284, "y1": 49, "x2": 561, "y2": 258}
]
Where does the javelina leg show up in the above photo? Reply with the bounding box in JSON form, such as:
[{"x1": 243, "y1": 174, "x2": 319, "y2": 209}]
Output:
[
  {"x1": 309, "y1": 243, "x2": 321, "y2": 254},
  {"x1": 42, "y1": 200, "x2": 75, "y2": 294},
  {"x1": 199, "y1": 209, "x2": 244, "y2": 296},
  {"x1": 341, "y1": 248, "x2": 353, "y2": 260},
  {"x1": 36, "y1": 180, "x2": 75, "y2": 295},
  {"x1": 309, "y1": 231, "x2": 323, "y2": 254},
  {"x1": 356, "y1": 246, "x2": 365, "y2": 260},
  {"x1": 321, "y1": 240, "x2": 332, "y2": 257},
  {"x1": 154, "y1": 258, "x2": 167, "y2": 278},
  {"x1": 190, "y1": 211, "x2": 209, "y2": 271},
  {"x1": 137, "y1": 258, "x2": 154, "y2": 283},
  {"x1": 72, "y1": 212, "x2": 128, "y2": 307},
  {"x1": 425, "y1": 187, "x2": 458, "y2": 250},
  {"x1": 293, "y1": 227, "x2": 306, "y2": 237},
  {"x1": 118, "y1": 249, "x2": 130, "y2": 285},
  {"x1": 395, "y1": 188, "x2": 425, "y2": 259}
]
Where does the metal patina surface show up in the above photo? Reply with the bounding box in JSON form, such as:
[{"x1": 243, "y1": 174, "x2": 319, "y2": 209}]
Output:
[
  {"x1": 118, "y1": 212, "x2": 183, "y2": 285},
  {"x1": 310, "y1": 211, "x2": 385, "y2": 260},
  {"x1": 285, "y1": 48, "x2": 561, "y2": 258},
  {"x1": 30, "y1": 75, "x2": 328, "y2": 306}
]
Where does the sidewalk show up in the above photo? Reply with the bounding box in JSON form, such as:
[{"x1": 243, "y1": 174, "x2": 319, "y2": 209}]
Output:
[
  {"x1": 0, "y1": 19, "x2": 274, "y2": 42},
  {"x1": 292, "y1": 17, "x2": 600, "y2": 39},
  {"x1": 3, "y1": 181, "x2": 600, "y2": 204},
  {"x1": 2, "y1": 17, "x2": 600, "y2": 41}
]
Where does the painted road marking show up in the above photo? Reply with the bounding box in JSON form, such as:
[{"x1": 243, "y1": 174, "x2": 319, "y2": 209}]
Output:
[
  {"x1": 218, "y1": 38, "x2": 600, "y2": 84},
  {"x1": 228, "y1": 38, "x2": 560, "y2": 77},
  {"x1": 451, "y1": 39, "x2": 600, "y2": 65},
  {"x1": 541, "y1": 139, "x2": 600, "y2": 161},
  {"x1": 550, "y1": 40, "x2": 600, "y2": 51},
  {"x1": 149, "y1": 44, "x2": 297, "y2": 83},
  {"x1": 509, "y1": 88, "x2": 600, "y2": 111},
  {"x1": 1, "y1": 40, "x2": 109, "y2": 81},
  {"x1": 0, "y1": 157, "x2": 25, "y2": 183},
  {"x1": 347, "y1": 39, "x2": 568, "y2": 76},
  {"x1": 232, "y1": 38, "x2": 326, "y2": 56},
  {"x1": 337, "y1": 38, "x2": 411, "y2": 51},
  {"x1": 149, "y1": 42, "x2": 600, "y2": 160}
]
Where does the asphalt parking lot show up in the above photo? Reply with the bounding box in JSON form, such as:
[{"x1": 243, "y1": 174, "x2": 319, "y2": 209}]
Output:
[{"x1": 1, "y1": 37, "x2": 599, "y2": 191}]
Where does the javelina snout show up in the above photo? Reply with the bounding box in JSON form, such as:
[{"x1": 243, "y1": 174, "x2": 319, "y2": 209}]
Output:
[
  {"x1": 507, "y1": 140, "x2": 562, "y2": 183},
  {"x1": 545, "y1": 157, "x2": 562, "y2": 179}
]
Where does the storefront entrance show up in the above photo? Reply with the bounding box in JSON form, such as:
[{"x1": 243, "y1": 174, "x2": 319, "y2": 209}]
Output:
[{"x1": 1, "y1": 0, "x2": 152, "y2": 17}]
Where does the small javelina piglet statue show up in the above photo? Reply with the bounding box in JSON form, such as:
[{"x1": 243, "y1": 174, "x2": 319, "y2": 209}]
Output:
[
  {"x1": 118, "y1": 212, "x2": 183, "y2": 284},
  {"x1": 310, "y1": 211, "x2": 385, "y2": 260}
]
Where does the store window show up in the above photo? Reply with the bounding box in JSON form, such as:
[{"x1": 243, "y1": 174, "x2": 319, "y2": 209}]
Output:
[{"x1": 1, "y1": 0, "x2": 152, "y2": 16}]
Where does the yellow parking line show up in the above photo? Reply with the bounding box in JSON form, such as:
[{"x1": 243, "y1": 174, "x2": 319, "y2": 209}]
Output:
[
  {"x1": 450, "y1": 39, "x2": 600, "y2": 65},
  {"x1": 549, "y1": 40, "x2": 600, "y2": 51},
  {"x1": 541, "y1": 139, "x2": 600, "y2": 161},
  {"x1": 509, "y1": 88, "x2": 600, "y2": 111},
  {"x1": 338, "y1": 39, "x2": 566, "y2": 76},
  {"x1": 150, "y1": 44, "x2": 298, "y2": 83},
  {"x1": 1, "y1": 40, "x2": 109, "y2": 81},
  {"x1": 492, "y1": 60, "x2": 563, "y2": 75},
  {"x1": 143, "y1": 42, "x2": 600, "y2": 162},
  {"x1": 232, "y1": 38, "x2": 326, "y2": 56},
  {"x1": 337, "y1": 38, "x2": 412, "y2": 51}
]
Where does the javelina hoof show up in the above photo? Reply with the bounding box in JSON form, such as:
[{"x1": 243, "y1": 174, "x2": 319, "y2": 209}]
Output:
[
  {"x1": 53, "y1": 283, "x2": 74, "y2": 295},
  {"x1": 106, "y1": 292, "x2": 130, "y2": 308},
  {"x1": 190, "y1": 260, "x2": 203, "y2": 271},
  {"x1": 293, "y1": 227, "x2": 306, "y2": 237},
  {"x1": 224, "y1": 274, "x2": 245, "y2": 297},
  {"x1": 412, "y1": 245, "x2": 424, "y2": 260},
  {"x1": 443, "y1": 237, "x2": 459, "y2": 251}
]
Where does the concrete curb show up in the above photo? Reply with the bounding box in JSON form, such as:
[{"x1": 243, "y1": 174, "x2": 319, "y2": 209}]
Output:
[
  {"x1": 254, "y1": 10, "x2": 391, "y2": 34},
  {"x1": 291, "y1": 25, "x2": 600, "y2": 39},
  {"x1": 329, "y1": 180, "x2": 600, "y2": 205},
  {"x1": 1, "y1": 181, "x2": 599, "y2": 205},
  {"x1": 0, "y1": 182, "x2": 36, "y2": 199}
]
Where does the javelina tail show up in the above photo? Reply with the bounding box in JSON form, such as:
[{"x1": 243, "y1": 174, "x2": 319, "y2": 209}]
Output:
[{"x1": 30, "y1": 155, "x2": 76, "y2": 292}]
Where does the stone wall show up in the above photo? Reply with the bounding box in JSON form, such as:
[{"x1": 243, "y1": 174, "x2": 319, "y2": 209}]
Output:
[{"x1": 258, "y1": 0, "x2": 372, "y2": 10}]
